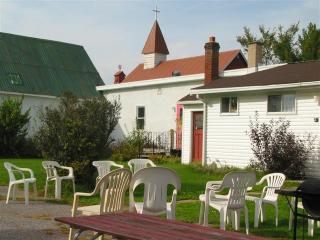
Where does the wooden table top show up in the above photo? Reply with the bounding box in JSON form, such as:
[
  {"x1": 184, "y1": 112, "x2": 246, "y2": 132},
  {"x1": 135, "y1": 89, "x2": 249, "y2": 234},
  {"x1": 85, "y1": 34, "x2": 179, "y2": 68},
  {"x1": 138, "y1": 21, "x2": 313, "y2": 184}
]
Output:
[{"x1": 55, "y1": 212, "x2": 266, "y2": 240}]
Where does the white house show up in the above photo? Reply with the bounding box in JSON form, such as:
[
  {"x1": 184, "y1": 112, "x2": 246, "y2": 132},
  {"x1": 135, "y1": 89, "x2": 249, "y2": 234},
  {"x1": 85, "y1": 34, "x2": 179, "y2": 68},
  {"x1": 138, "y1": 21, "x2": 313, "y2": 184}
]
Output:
[
  {"x1": 97, "y1": 20, "x2": 248, "y2": 149},
  {"x1": 179, "y1": 36, "x2": 320, "y2": 177},
  {"x1": 0, "y1": 32, "x2": 104, "y2": 135}
]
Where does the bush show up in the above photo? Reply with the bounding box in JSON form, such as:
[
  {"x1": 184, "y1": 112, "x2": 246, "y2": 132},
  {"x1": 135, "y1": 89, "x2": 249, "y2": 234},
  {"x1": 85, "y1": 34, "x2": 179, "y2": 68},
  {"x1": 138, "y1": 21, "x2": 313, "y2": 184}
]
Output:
[
  {"x1": 111, "y1": 129, "x2": 147, "y2": 161},
  {"x1": 248, "y1": 114, "x2": 314, "y2": 179},
  {"x1": 36, "y1": 93, "x2": 120, "y2": 185},
  {"x1": 0, "y1": 98, "x2": 30, "y2": 156}
]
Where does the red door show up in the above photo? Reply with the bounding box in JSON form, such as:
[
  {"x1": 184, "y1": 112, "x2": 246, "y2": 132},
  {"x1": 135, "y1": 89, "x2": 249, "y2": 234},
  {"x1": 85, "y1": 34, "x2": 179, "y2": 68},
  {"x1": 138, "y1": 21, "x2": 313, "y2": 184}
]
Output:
[{"x1": 192, "y1": 111, "x2": 203, "y2": 162}]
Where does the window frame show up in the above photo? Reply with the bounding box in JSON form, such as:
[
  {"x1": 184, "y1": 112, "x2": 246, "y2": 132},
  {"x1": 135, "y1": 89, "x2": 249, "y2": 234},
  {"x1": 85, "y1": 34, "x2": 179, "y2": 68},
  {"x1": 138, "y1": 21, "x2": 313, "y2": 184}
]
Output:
[
  {"x1": 267, "y1": 93, "x2": 297, "y2": 115},
  {"x1": 220, "y1": 96, "x2": 239, "y2": 116},
  {"x1": 136, "y1": 106, "x2": 145, "y2": 130}
]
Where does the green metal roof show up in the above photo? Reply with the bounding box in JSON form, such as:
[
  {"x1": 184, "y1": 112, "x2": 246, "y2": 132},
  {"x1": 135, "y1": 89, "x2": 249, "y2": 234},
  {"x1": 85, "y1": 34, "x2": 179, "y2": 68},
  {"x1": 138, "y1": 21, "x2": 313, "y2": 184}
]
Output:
[{"x1": 0, "y1": 32, "x2": 104, "y2": 97}]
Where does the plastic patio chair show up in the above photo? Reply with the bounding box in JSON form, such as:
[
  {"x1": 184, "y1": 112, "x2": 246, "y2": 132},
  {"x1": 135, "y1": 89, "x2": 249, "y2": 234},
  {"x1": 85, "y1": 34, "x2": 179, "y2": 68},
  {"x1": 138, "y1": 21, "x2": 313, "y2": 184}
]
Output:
[
  {"x1": 92, "y1": 160, "x2": 124, "y2": 182},
  {"x1": 128, "y1": 158, "x2": 156, "y2": 174},
  {"x1": 129, "y1": 167, "x2": 181, "y2": 220},
  {"x1": 4, "y1": 162, "x2": 37, "y2": 206},
  {"x1": 199, "y1": 171, "x2": 256, "y2": 235},
  {"x1": 69, "y1": 168, "x2": 132, "y2": 240},
  {"x1": 42, "y1": 161, "x2": 75, "y2": 199},
  {"x1": 246, "y1": 173, "x2": 286, "y2": 228}
]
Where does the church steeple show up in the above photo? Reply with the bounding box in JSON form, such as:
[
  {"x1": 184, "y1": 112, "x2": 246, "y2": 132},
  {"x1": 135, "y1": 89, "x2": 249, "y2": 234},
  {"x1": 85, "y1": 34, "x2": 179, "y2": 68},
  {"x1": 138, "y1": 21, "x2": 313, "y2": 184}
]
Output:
[{"x1": 142, "y1": 8, "x2": 169, "y2": 69}]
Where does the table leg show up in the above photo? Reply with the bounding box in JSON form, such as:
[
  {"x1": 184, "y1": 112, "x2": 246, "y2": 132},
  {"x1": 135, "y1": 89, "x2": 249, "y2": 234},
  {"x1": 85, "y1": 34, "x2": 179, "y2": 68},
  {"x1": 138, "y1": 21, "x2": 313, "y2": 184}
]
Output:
[
  {"x1": 293, "y1": 196, "x2": 298, "y2": 240},
  {"x1": 74, "y1": 229, "x2": 84, "y2": 240}
]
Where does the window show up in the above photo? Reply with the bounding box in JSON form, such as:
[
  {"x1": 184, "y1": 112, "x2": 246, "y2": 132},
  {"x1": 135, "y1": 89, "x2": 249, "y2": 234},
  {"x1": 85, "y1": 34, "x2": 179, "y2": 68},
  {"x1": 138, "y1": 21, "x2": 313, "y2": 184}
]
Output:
[
  {"x1": 268, "y1": 94, "x2": 295, "y2": 113},
  {"x1": 136, "y1": 106, "x2": 145, "y2": 129},
  {"x1": 221, "y1": 97, "x2": 238, "y2": 113}
]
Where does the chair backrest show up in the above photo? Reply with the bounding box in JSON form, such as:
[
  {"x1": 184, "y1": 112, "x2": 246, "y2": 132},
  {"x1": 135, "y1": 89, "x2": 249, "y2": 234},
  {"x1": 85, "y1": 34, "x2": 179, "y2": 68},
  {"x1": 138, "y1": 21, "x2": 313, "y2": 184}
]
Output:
[
  {"x1": 42, "y1": 161, "x2": 60, "y2": 178},
  {"x1": 96, "y1": 168, "x2": 132, "y2": 214},
  {"x1": 262, "y1": 173, "x2": 286, "y2": 201},
  {"x1": 92, "y1": 161, "x2": 123, "y2": 179},
  {"x1": 130, "y1": 167, "x2": 181, "y2": 213},
  {"x1": 128, "y1": 159, "x2": 156, "y2": 174},
  {"x1": 221, "y1": 171, "x2": 256, "y2": 210},
  {"x1": 4, "y1": 162, "x2": 17, "y2": 182}
]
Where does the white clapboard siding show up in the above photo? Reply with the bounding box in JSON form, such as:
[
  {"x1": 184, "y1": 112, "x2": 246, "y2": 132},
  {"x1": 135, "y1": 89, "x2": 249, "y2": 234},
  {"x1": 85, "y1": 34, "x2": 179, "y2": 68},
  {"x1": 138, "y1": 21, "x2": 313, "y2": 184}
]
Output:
[{"x1": 205, "y1": 89, "x2": 320, "y2": 178}]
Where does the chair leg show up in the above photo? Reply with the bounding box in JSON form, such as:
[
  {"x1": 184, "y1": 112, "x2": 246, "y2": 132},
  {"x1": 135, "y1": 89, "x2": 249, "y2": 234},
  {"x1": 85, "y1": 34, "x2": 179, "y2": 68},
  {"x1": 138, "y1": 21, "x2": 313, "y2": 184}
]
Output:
[
  {"x1": 72, "y1": 179, "x2": 76, "y2": 194},
  {"x1": 6, "y1": 184, "x2": 13, "y2": 204},
  {"x1": 68, "y1": 228, "x2": 74, "y2": 240},
  {"x1": 254, "y1": 199, "x2": 261, "y2": 228},
  {"x1": 44, "y1": 179, "x2": 48, "y2": 199},
  {"x1": 204, "y1": 202, "x2": 209, "y2": 227},
  {"x1": 219, "y1": 208, "x2": 227, "y2": 230},
  {"x1": 24, "y1": 182, "x2": 29, "y2": 206},
  {"x1": 275, "y1": 202, "x2": 279, "y2": 227},
  {"x1": 289, "y1": 198, "x2": 294, "y2": 230},
  {"x1": 199, "y1": 201, "x2": 204, "y2": 225},
  {"x1": 244, "y1": 206, "x2": 249, "y2": 235},
  {"x1": 308, "y1": 219, "x2": 314, "y2": 237},
  {"x1": 235, "y1": 210, "x2": 240, "y2": 231},
  {"x1": 261, "y1": 203, "x2": 265, "y2": 223},
  {"x1": 55, "y1": 179, "x2": 62, "y2": 199}
]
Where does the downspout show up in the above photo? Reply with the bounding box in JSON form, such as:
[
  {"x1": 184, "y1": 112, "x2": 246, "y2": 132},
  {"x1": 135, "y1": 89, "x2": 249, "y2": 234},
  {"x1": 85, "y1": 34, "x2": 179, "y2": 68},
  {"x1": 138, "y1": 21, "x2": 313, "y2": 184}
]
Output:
[{"x1": 197, "y1": 94, "x2": 207, "y2": 166}]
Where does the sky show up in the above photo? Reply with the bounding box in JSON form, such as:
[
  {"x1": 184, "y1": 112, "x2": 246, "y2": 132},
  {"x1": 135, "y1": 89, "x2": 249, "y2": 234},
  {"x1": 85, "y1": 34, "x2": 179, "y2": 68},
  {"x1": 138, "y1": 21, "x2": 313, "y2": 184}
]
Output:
[{"x1": 0, "y1": 0, "x2": 319, "y2": 84}]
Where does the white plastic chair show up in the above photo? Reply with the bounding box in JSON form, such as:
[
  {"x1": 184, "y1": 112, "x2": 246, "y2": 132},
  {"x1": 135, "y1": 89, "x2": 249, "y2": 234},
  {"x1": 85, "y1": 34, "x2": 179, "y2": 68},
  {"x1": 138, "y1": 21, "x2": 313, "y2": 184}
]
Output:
[
  {"x1": 199, "y1": 172, "x2": 256, "y2": 234},
  {"x1": 289, "y1": 199, "x2": 319, "y2": 236},
  {"x1": 42, "y1": 161, "x2": 75, "y2": 199},
  {"x1": 246, "y1": 173, "x2": 286, "y2": 228},
  {"x1": 4, "y1": 162, "x2": 37, "y2": 206},
  {"x1": 128, "y1": 159, "x2": 156, "y2": 174},
  {"x1": 92, "y1": 160, "x2": 124, "y2": 181},
  {"x1": 69, "y1": 168, "x2": 132, "y2": 240},
  {"x1": 129, "y1": 167, "x2": 181, "y2": 220}
]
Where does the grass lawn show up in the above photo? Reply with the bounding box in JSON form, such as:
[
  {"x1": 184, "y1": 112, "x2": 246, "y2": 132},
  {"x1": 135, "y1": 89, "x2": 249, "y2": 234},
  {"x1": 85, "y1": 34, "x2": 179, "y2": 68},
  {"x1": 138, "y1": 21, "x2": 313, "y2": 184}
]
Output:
[{"x1": 0, "y1": 158, "x2": 317, "y2": 239}]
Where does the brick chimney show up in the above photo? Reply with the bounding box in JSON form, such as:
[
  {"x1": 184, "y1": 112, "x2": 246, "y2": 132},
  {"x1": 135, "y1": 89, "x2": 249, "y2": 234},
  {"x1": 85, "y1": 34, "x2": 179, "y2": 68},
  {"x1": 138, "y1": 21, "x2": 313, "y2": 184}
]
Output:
[
  {"x1": 204, "y1": 36, "x2": 220, "y2": 85},
  {"x1": 248, "y1": 42, "x2": 262, "y2": 69},
  {"x1": 114, "y1": 68, "x2": 126, "y2": 84}
]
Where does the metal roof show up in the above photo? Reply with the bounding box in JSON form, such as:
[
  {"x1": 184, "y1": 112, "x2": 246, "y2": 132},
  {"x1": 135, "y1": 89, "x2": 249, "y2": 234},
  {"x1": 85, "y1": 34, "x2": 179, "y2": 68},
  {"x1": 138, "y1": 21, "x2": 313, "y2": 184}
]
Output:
[{"x1": 0, "y1": 32, "x2": 104, "y2": 97}]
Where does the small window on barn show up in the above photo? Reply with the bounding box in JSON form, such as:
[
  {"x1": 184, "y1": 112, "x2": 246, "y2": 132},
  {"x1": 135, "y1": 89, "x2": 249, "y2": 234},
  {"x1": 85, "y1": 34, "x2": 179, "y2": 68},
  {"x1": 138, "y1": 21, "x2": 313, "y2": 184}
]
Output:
[
  {"x1": 172, "y1": 70, "x2": 181, "y2": 76},
  {"x1": 7, "y1": 73, "x2": 23, "y2": 85},
  {"x1": 136, "y1": 106, "x2": 145, "y2": 130},
  {"x1": 221, "y1": 97, "x2": 238, "y2": 114},
  {"x1": 268, "y1": 94, "x2": 295, "y2": 113}
]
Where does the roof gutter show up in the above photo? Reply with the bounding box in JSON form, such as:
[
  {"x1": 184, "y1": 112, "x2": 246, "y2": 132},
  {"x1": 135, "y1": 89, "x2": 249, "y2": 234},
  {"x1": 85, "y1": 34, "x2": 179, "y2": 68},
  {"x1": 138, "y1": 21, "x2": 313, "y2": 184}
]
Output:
[
  {"x1": 0, "y1": 91, "x2": 57, "y2": 99},
  {"x1": 96, "y1": 74, "x2": 204, "y2": 92},
  {"x1": 190, "y1": 81, "x2": 320, "y2": 95}
]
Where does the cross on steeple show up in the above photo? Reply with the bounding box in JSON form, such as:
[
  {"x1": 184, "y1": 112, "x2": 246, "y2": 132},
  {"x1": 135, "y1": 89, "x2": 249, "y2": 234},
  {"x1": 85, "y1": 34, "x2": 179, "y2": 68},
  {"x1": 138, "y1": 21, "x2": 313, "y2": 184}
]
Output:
[{"x1": 152, "y1": 5, "x2": 160, "y2": 20}]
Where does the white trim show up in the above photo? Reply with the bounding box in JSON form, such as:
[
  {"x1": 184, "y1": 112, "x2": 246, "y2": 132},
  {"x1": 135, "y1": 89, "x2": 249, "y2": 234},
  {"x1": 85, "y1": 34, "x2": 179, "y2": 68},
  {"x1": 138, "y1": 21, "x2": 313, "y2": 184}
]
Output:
[
  {"x1": 97, "y1": 74, "x2": 204, "y2": 92},
  {"x1": 190, "y1": 81, "x2": 320, "y2": 95},
  {"x1": 177, "y1": 100, "x2": 202, "y2": 105},
  {"x1": 0, "y1": 91, "x2": 57, "y2": 99}
]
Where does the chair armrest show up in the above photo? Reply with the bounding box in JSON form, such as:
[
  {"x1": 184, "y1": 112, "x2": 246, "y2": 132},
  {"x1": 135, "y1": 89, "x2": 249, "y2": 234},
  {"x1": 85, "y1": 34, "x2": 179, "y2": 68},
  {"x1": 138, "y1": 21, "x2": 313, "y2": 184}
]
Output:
[
  {"x1": 12, "y1": 169, "x2": 25, "y2": 179},
  {"x1": 256, "y1": 176, "x2": 266, "y2": 186},
  {"x1": 170, "y1": 189, "x2": 178, "y2": 206},
  {"x1": 112, "y1": 163, "x2": 124, "y2": 169},
  {"x1": 16, "y1": 167, "x2": 35, "y2": 178},
  {"x1": 71, "y1": 191, "x2": 97, "y2": 217},
  {"x1": 58, "y1": 166, "x2": 74, "y2": 177},
  {"x1": 149, "y1": 162, "x2": 156, "y2": 167},
  {"x1": 205, "y1": 181, "x2": 223, "y2": 191},
  {"x1": 261, "y1": 186, "x2": 280, "y2": 198}
]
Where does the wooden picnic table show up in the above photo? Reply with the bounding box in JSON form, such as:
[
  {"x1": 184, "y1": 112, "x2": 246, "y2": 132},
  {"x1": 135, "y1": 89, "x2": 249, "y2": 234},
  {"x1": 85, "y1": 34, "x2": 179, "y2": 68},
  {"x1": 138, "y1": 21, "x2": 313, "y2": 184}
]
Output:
[{"x1": 55, "y1": 212, "x2": 266, "y2": 240}]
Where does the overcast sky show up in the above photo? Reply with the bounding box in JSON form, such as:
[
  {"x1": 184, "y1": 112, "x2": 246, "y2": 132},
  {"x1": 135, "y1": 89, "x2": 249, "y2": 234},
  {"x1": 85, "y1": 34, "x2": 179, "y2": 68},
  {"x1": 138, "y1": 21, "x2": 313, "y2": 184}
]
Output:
[{"x1": 0, "y1": 0, "x2": 319, "y2": 84}]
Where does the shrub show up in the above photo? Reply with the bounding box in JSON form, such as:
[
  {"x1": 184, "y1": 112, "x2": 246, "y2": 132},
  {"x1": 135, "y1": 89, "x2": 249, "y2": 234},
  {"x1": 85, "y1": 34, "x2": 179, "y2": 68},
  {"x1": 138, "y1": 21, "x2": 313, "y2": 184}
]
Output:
[
  {"x1": 0, "y1": 98, "x2": 30, "y2": 156},
  {"x1": 111, "y1": 129, "x2": 147, "y2": 161},
  {"x1": 36, "y1": 92, "x2": 120, "y2": 185},
  {"x1": 248, "y1": 113, "x2": 314, "y2": 179}
]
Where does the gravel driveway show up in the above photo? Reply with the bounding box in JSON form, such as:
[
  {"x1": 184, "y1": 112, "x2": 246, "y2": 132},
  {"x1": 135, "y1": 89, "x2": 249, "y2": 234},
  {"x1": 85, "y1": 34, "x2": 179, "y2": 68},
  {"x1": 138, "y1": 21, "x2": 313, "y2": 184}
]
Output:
[{"x1": 0, "y1": 186, "x2": 70, "y2": 240}]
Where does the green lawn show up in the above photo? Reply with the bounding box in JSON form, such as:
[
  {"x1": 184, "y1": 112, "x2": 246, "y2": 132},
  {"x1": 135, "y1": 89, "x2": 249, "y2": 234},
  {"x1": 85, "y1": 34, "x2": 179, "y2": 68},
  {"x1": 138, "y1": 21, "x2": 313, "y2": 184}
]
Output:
[{"x1": 0, "y1": 158, "x2": 317, "y2": 239}]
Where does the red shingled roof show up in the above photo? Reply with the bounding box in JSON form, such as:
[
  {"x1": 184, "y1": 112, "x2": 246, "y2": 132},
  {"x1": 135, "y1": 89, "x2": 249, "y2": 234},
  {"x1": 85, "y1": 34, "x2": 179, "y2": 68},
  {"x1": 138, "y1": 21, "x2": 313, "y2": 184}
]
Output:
[
  {"x1": 123, "y1": 49, "x2": 241, "y2": 83},
  {"x1": 142, "y1": 20, "x2": 169, "y2": 55}
]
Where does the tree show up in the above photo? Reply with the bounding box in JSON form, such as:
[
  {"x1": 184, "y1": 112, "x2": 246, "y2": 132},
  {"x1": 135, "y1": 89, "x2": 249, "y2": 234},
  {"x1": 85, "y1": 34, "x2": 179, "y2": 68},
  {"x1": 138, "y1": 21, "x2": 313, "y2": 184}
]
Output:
[
  {"x1": 0, "y1": 98, "x2": 30, "y2": 156},
  {"x1": 237, "y1": 22, "x2": 320, "y2": 64},
  {"x1": 36, "y1": 92, "x2": 121, "y2": 185},
  {"x1": 299, "y1": 22, "x2": 320, "y2": 60}
]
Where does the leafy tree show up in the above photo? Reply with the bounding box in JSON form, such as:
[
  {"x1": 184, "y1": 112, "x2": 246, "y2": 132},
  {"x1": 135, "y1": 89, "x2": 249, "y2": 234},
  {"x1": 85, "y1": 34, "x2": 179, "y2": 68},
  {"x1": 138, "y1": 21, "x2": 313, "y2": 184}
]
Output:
[
  {"x1": 299, "y1": 22, "x2": 320, "y2": 60},
  {"x1": 273, "y1": 23, "x2": 300, "y2": 63},
  {"x1": 36, "y1": 92, "x2": 121, "y2": 185},
  {"x1": 237, "y1": 22, "x2": 320, "y2": 63},
  {"x1": 0, "y1": 98, "x2": 30, "y2": 156}
]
